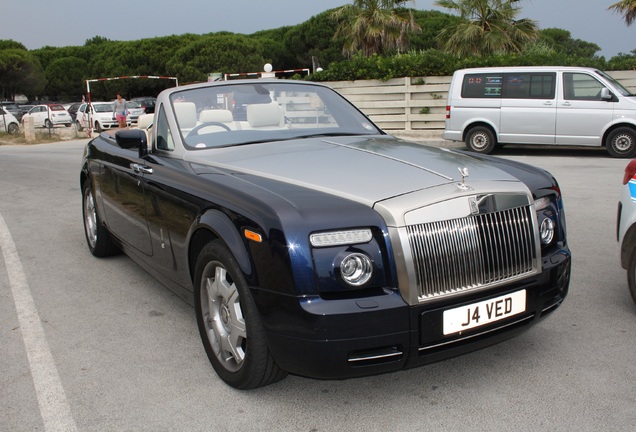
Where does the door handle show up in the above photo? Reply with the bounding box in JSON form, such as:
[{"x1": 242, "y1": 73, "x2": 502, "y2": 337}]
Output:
[
  {"x1": 130, "y1": 163, "x2": 153, "y2": 175},
  {"x1": 561, "y1": 102, "x2": 572, "y2": 107}
]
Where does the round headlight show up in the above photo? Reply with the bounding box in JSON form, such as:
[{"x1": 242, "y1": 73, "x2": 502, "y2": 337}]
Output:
[
  {"x1": 540, "y1": 217, "x2": 555, "y2": 245},
  {"x1": 340, "y1": 253, "x2": 373, "y2": 286}
]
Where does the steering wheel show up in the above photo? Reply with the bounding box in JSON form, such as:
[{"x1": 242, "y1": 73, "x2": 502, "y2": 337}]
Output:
[{"x1": 187, "y1": 121, "x2": 232, "y2": 137}]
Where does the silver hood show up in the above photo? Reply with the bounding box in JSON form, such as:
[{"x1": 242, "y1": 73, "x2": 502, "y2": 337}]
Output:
[{"x1": 185, "y1": 136, "x2": 522, "y2": 211}]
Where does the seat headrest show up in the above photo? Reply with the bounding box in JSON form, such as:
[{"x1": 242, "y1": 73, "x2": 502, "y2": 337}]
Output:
[
  {"x1": 199, "y1": 109, "x2": 233, "y2": 123},
  {"x1": 247, "y1": 102, "x2": 283, "y2": 127},
  {"x1": 173, "y1": 102, "x2": 197, "y2": 128}
]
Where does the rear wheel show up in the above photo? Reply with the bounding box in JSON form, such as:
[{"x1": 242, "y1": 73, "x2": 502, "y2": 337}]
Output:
[
  {"x1": 465, "y1": 126, "x2": 496, "y2": 154},
  {"x1": 627, "y1": 248, "x2": 636, "y2": 305},
  {"x1": 44, "y1": 119, "x2": 52, "y2": 129},
  {"x1": 7, "y1": 123, "x2": 18, "y2": 134},
  {"x1": 82, "y1": 181, "x2": 119, "y2": 257},
  {"x1": 606, "y1": 127, "x2": 636, "y2": 158},
  {"x1": 194, "y1": 241, "x2": 286, "y2": 389}
]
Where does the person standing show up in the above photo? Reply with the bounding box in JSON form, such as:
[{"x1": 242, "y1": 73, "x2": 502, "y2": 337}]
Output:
[{"x1": 113, "y1": 92, "x2": 127, "y2": 128}]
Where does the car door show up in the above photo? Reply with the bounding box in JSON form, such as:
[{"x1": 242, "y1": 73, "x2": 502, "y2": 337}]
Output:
[
  {"x1": 28, "y1": 106, "x2": 45, "y2": 127},
  {"x1": 499, "y1": 72, "x2": 557, "y2": 144},
  {"x1": 98, "y1": 143, "x2": 153, "y2": 255},
  {"x1": 136, "y1": 106, "x2": 196, "y2": 287},
  {"x1": 555, "y1": 71, "x2": 614, "y2": 146}
]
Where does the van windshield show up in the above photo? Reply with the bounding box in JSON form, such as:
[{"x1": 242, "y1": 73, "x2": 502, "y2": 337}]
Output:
[{"x1": 595, "y1": 70, "x2": 634, "y2": 96}]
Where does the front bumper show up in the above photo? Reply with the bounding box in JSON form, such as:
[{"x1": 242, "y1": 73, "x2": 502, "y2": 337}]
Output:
[{"x1": 261, "y1": 248, "x2": 570, "y2": 380}]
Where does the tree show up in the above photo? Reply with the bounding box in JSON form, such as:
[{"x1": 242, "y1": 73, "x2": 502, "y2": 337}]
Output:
[
  {"x1": 434, "y1": 0, "x2": 539, "y2": 56},
  {"x1": 609, "y1": 0, "x2": 636, "y2": 25},
  {"x1": 536, "y1": 28, "x2": 600, "y2": 58},
  {"x1": 330, "y1": 0, "x2": 421, "y2": 57},
  {"x1": 0, "y1": 48, "x2": 46, "y2": 100}
]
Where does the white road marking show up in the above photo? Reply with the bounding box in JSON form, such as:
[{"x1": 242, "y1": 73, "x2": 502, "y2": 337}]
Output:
[{"x1": 0, "y1": 212, "x2": 77, "y2": 432}]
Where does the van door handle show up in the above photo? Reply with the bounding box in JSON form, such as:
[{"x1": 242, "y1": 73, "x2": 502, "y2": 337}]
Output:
[
  {"x1": 561, "y1": 102, "x2": 572, "y2": 107},
  {"x1": 543, "y1": 101, "x2": 553, "y2": 106},
  {"x1": 130, "y1": 163, "x2": 153, "y2": 175}
]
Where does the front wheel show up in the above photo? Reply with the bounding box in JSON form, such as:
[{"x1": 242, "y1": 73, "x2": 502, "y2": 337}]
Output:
[
  {"x1": 465, "y1": 126, "x2": 496, "y2": 154},
  {"x1": 606, "y1": 127, "x2": 636, "y2": 158},
  {"x1": 76, "y1": 120, "x2": 83, "y2": 132},
  {"x1": 82, "y1": 181, "x2": 119, "y2": 257},
  {"x1": 194, "y1": 241, "x2": 286, "y2": 389},
  {"x1": 7, "y1": 123, "x2": 18, "y2": 134},
  {"x1": 94, "y1": 121, "x2": 102, "y2": 133}
]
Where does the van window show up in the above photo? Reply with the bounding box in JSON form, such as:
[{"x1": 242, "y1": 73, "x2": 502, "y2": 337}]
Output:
[
  {"x1": 461, "y1": 74, "x2": 503, "y2": 98},
  {"x1": 563, "y1": 73, "x2": 605, "y2": 101},
  {"x1": 461, "y1": 72, "x2": 556, "y2": 99}
]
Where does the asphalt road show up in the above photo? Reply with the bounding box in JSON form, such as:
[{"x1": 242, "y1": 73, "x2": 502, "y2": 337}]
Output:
[{"x1": 1, "y1": 139, "x2": 634, "y2": 432}]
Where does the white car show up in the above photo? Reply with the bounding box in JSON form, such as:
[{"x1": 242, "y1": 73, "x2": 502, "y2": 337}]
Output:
[
  {"x1": 617, "y1": 159, "x2": 636, "y2": 304},
  {"x1": 23, "y1": 104, "x2": 72, "y2": 128},
  {"x1": 1, "y1": 107, "x2": 20, "y2": 134},
  {"x1": 125, "y1": 101, "x2": 145, "y2": 125},
  {"x1": 75, "y1": 102, "x2": 118, "y2": 132}
]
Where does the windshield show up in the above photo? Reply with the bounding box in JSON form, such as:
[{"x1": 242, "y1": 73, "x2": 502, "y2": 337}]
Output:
[
  {"x1": 93, "y1": 103, "x2": 114, "y2": 113},
  {"x1": 169, "y1": 81, "x2": 382, "y2": 150},
  {"x1": 595, "y1": 70, "x2": 634, "y2": 96}
]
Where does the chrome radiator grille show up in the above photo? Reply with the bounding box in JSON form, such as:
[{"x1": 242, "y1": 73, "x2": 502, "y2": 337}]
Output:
[{"x1": 406, "y1": 205, "x2": 537, "y2": 300}]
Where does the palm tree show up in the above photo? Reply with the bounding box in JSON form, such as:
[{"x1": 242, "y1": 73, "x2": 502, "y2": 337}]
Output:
[
  {"x1": 434, "y1": 0, "x2": 539, "y2": 56},
  {"x1": 609, "y1": 0, "x2": 636, "y2": 25},
  {"x1": 331, "y1": 0, "x2": 421, "y2": 57}
]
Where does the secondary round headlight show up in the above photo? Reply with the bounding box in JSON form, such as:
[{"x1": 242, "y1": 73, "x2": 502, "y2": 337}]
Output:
[
  {"x1": 540, "y1": 217, "x2": 555, "y2": 245},
  {"x1": 340, "y1": 253, "x2": 373, "y2": 286}
]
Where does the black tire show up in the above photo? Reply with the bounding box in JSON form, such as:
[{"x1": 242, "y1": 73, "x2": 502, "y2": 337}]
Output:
[
  {"x1": 95, "y1": 121, "x2": 102, "y2": 133},
  {"x1": 65, "y1": 123, "x2": 71, "y2": 127},
  {"x1": 82, "y1": 181, "x2": 119, "y2": 257},
  {"x1": 606, "y1": 127, "x2": 636, "y2": 158},
  {"x1": 76, "y1": 120, "x2": 83, "y2": 132},
  {"x1": 465, "y1": 126, "x2": 496, "y2": 154},
  {"x1": 194, "y1": 241, "x2": 286, "y2": 389},
  {"x1": 44, "y1": 119, "x2": 52, "y2": 129},
  {"x1": 7, "y1": 123, "x2": 18, "y2": 134},
  {"x1": 627, "y1": 248, "x2": 636, "y2": 305}
]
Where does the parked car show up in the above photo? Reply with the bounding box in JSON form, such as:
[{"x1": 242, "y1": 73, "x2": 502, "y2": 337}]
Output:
[
  {"x1": 75, "y1": 102, "x2": 117, "y2": 132},
  {"x1": 1, "y1": 101, "x2": 23, "y2": 122},
  {"x1": 66, "y1": 102, "x2": 82, "y2": 122},
  {"x1": 0, "y1": 107, "x2": 20, "y2": 134},
  {"x1": 130, "y1": 96, "x2": 156, "y2": 114},
  {"x1": 617, "y1": 159, "x2": 636, "y2": 304},
  {"x1": 125, "y1": 101, "x2": 145, "y2": 125},
  {"x1": 444, "y1": 66, "x2": 636, "y2": 158},
  {"x1": 80, "y1": 79, "x2": 571, "y2": 389},
  {"x1": 22, "y1": 104, "x2": 72, "y2": 128}
]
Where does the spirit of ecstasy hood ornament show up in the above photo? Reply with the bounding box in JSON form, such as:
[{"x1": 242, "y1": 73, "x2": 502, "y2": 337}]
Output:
[{"x1": 457, "y1": 167, "x2": 471, "y2": 191}]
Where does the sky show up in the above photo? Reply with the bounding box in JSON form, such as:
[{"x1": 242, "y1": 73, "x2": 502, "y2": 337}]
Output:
[{"x1": 2, "y1": 0, "x2": 634, "y2": 60}]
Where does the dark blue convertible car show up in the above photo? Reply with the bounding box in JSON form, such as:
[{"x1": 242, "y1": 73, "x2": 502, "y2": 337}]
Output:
[{"x1": 80, "y1": 79, "x2": 570, "y2": 389}]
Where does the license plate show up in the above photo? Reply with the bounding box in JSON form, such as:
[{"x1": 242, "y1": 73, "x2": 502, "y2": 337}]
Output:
[{"x1": 443, "y1": 290, "x2": 526, "y2": 335}]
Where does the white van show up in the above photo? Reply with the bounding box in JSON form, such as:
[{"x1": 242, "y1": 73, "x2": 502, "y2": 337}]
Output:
[{"x1": 443, "y1": 66, "x2": 636, "y2": 157}]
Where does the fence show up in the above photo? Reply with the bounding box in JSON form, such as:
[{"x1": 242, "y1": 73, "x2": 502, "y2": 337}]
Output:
[{"x1": 325, "y1": 71, "x2": 636, "y2": 134}]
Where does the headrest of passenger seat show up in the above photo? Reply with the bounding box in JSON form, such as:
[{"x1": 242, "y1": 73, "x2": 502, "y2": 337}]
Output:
[{"x1": 247, "y1": 102, "x2": 283, "y2": 127}]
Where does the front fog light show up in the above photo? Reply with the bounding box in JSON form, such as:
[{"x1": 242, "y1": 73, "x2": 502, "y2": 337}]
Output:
[
  {"x1": 340, "y1": 253, "x2": 373, "y2": 286},
  {"x1": 540, "y1": 217, "x2": 555, "y2": 244}
]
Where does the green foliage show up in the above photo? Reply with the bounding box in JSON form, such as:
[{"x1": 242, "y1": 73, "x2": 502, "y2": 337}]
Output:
[
  {"x1": 0, "y1": 44, "x2": 46, "y2": 99},
  {"x1": 44, "y1": 57, "x2": 89, "y2": 99},
  {"x1": 166, "y1": 33, "x2": 265, "y2": 83},
  {"x1": 537, "y1": 28, "x2": 601, "y2": 58}
]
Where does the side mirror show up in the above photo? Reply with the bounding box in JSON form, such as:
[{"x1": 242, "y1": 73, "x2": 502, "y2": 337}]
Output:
[
  {"x1": 115, "y1": 129, "x2": 148, "y2": 158},
  {"x1": 601, "y1": 87, "x2": 612, "y2": 101}
]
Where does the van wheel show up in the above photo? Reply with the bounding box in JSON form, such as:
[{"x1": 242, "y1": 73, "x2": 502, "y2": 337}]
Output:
[
  {"x1": 465, "y1": 126, "x2": 496, "y2": 154},
  {"x1": 606, "y1": 127, "x2": 636, "y2": 158}
]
